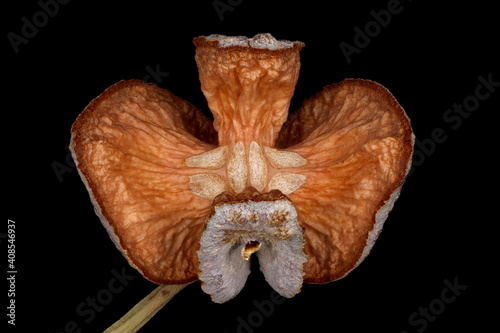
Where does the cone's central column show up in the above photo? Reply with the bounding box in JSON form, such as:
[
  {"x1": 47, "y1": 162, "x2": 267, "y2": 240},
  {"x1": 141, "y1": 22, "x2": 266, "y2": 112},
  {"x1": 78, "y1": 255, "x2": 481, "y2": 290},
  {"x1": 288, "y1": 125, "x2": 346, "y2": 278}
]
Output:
[{"x1": 193, "y1": 34, "x2": 304, "y2": 148}]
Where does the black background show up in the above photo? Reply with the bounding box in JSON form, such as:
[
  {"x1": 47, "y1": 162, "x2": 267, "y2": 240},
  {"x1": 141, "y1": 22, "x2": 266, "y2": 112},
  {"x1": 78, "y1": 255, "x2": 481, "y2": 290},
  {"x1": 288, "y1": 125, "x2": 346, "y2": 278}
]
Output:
[{"x1": 6, "y1": 0, "x2": 498, "y2": 332}]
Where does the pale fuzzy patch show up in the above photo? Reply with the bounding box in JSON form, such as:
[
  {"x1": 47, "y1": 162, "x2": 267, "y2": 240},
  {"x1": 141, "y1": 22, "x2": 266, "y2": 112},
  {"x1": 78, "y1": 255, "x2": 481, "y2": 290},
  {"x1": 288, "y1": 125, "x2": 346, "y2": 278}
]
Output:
[
  {"x1": 264, "y1": 146, "x2": 307, "y2": 168},
  {"x1": 248, "y1": 141, "x2": 268, "y2": 192},
  {"x1": 185, "y1": 146, "x2": 228, "y2": 169},
  {"x1": 205, "y1": 33, "x2": 296, "y2": 50},
  {"x1": 198, "y1": 199, "x2": 306, "y2": 303},
  {"x1": 188, "y1": 174, "x2": 228, "y2": 200},
  {"x1": 227, "y1": 142, "x2": 248, "y2": 193},
  {"x1": 267, "y1": 173, "x2": 307, "y2": 195}
]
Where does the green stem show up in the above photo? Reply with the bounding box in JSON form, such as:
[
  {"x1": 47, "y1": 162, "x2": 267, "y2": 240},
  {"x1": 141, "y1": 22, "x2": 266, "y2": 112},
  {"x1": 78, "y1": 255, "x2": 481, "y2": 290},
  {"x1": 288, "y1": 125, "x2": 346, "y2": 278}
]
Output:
[{"x1": 104, "y1": 284, "x2": 187, "y2": 333}]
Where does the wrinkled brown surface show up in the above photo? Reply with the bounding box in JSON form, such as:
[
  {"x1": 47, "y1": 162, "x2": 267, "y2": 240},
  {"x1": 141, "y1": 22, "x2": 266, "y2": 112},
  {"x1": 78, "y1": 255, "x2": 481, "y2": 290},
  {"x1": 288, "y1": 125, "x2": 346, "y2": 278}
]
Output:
[
  {"x1": 277, "y1": 79, "x2": 413, "y2": 283},
  {"x1": 194, "y1": 37, "x2": 303, "y2": 147},
  {"x1": 71, "y1": 80, "x2": 218, "y2": 284},
  {"x1": 72, "y1": 36, "x2": 413, "y2": 288}
]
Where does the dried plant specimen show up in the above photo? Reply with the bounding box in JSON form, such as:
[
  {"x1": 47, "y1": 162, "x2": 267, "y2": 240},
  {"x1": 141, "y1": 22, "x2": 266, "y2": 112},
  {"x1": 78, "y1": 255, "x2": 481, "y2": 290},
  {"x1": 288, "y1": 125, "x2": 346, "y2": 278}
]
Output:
[{"x1": 71, "y1": 33, "x2": 414, "y2": 311}]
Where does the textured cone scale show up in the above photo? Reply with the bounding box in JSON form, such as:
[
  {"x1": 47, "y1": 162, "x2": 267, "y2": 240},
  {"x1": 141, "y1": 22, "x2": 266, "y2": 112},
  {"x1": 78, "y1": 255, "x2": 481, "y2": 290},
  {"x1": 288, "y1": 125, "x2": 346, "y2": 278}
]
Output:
[
  {"x1": 277, "y1": 79, "x2": 414, "y2": 282},
  {"x1": 193, "y1": 34, "x2": 303, "y2": 147},
  {"x1": 71, "y1": 33, "x2": 414, "y2": 302},
  {"x1": 70, "y1": 81, "x2": 216, "y2": 284}
]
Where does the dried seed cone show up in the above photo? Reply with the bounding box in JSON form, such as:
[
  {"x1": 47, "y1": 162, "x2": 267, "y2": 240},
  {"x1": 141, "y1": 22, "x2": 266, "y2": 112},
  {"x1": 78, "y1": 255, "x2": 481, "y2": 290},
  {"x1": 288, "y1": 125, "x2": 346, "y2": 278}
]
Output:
[{"x1": 70, "y1": 33, "x2": 414, "y2": 300}]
